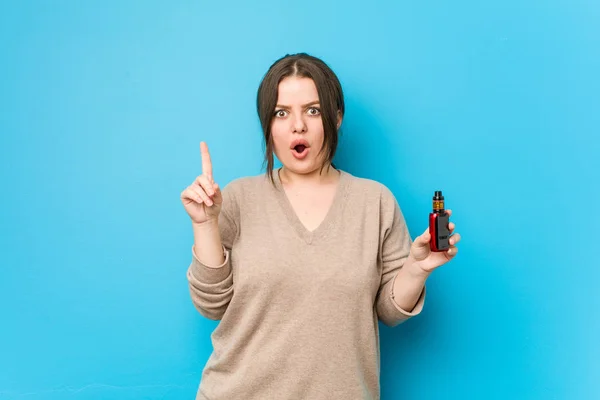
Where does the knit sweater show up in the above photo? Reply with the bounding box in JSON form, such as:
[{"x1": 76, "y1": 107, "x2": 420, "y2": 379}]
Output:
[{"x1": 186, "y1": 168, "x2": 426, "y2": 400}]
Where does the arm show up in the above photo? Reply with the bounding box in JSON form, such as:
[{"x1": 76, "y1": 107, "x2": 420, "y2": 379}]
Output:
[
  {"x1": 375, "y1": 187, "x2": 426, "y2": 327},
  {"x1": 186, "y1": 190, "x2": 239, "y2": 320},
  {"x1": 186, "y1": 219, "x2": 231, "y2": 320},
  {"x1": 391, "y1": 256, "x2": 429, "y2": 314},
  {"x1": 193, "y1": 219, "x2": 225, "y2": 266}
]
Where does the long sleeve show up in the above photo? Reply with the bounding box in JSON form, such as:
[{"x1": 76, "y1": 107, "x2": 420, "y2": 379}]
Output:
[
  {"x1": 375, "y1": 186, "x2": 426, "y2": 327},
  {"x1": 186, "y1": 181, "x2": 240, "y2": 320}
]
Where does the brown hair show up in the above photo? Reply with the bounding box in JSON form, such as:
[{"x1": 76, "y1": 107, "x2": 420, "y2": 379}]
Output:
[{"x1": 256, "y1": 53, "x2": 345, "y2": 185}]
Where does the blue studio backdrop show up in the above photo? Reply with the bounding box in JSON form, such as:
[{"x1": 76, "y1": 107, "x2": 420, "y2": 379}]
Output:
[{"x1": 1, "y1": 1, "x2": 598, "y2": 399}]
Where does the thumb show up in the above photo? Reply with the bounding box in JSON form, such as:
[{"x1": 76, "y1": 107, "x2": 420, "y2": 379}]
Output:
[
  {"x1": 415, "y1": 228, "x2": 431, "y2": 247},
  {"x1": 212, "y1": 183, "x2": 223, "y2": 205}
]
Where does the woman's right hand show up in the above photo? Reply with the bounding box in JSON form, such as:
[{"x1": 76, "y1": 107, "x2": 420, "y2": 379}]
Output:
[{"x1": 181, "y1": 142, "x2": 223, "y2": 224}]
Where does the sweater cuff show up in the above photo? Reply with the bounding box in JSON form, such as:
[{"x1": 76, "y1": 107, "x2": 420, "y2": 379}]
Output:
[
  {"x1": 190, "y1": 245, "x2": 231, "y2": 284},
  {"x1": 391, "y1": 284, "x2": 426, "y2": 317}
]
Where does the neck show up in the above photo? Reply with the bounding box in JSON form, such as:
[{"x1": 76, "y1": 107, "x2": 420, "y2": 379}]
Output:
[{"x1": 279, "y1": 164, "x2": 339, "y2": 187}]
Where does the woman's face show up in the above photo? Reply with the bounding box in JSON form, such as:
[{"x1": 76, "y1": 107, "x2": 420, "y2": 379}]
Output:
[{"x1": 271, "y1": 76, "x2": 329, "y2": 175}]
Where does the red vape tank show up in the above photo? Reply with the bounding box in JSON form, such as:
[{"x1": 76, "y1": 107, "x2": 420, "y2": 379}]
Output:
[{"x1": 429, "y1": 191, "x2": 450, "y2": 252}]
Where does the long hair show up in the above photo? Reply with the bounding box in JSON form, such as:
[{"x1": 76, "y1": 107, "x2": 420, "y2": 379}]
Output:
[{"x1": 256, "y1": 53, "x2": 345, "y2": 185}]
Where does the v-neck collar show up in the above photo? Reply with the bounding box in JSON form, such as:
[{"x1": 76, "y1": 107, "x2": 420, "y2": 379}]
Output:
[{"x1": 272, "y1": 167, "x2": 350, "y2": 245}]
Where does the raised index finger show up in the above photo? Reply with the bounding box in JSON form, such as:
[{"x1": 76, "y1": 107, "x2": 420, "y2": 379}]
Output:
[{"x1": 200, "y1": 141, "x2": 213, "y2": 181}]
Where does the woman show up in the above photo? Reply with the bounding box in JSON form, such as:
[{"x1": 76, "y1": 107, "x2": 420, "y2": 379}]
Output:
[{"x1": 181, "y1": 53, "x2": 460, "y2": 400}]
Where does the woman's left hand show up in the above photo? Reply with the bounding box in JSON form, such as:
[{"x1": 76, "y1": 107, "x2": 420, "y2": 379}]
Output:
[{"x1": 409, "y1": 209, "x2": 461, "y2": 274}]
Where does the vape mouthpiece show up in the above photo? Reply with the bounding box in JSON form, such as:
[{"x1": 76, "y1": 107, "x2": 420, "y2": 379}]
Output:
[{"x1": 433, "y1": 190, "x2": 444, "y2": 200}]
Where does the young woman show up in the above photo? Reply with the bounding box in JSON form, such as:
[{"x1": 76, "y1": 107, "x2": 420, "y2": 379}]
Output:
[{"x1": 181, "y1": 53, "x2": 461, "y2": 400}]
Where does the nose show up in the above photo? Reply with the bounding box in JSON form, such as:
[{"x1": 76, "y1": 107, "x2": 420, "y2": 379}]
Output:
[{"x1": 291, "y1": 113, "x2": 307, "y2": 133}]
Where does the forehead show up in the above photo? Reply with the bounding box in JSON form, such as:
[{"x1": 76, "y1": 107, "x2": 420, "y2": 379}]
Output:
[{"x1": 277, "y1": 77, "x2": 319, "y2": 105}]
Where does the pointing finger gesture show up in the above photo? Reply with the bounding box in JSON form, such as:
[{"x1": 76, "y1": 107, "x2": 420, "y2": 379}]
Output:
[{"x1": 180, "y1": 142, "x2": 223, "y2": 224}]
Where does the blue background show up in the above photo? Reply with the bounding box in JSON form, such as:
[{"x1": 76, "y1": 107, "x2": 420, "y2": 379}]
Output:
[{"x1": 1, "y1": 1, "x2": 598, "y2": 399}]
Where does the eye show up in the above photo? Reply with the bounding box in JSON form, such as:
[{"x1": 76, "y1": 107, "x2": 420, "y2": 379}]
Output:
[
  {"x1": 274, "y1": 109, "x2": 288, "y2": 118},
  {"x1": 307, "y1": 107, "x2": 321, "y2": 116}
]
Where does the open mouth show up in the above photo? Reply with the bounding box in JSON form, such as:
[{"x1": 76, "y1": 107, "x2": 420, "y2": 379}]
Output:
[
  {"x1": 291, "y1": 143, "x2": 309, "y2": 159},
  {"x1": 294, "y1": 144, "x2": 307, "y2": 153}
]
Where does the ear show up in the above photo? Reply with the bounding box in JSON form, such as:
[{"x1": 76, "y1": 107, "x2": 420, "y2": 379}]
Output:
[{"x1": 336, "y1": 110, "x2": 343, "y2": 130}]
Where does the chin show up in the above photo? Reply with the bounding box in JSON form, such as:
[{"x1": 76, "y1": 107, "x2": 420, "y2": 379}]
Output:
[
  {"x1": 285, "y1": 159, "x2": 326, "y2": 175},
  {"x1": 283, "y1": 162, "x2": 311, "y2": 174}
]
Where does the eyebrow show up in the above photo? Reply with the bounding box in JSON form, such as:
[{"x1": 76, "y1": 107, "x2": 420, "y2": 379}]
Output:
[{"x1": 275, "y1": 100, "x2": 320, "y2": 109}]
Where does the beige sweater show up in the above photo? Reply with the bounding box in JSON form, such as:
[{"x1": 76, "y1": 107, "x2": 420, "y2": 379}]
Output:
[{"x1": 187, "y1": 168, "x2": 426, "y2": 400}]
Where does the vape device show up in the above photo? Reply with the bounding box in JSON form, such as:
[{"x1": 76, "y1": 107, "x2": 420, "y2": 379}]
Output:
[{"x1": 429, "y1": 191, "x2": 450, "y2": 252}]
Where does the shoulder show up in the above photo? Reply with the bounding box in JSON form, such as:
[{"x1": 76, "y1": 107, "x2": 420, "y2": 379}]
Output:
[
  {"x1": 220, "y1": 172, "x2": 271, "y2": 201},
  {"x1": 343, "y1": 171, "x2": 406, "y2": 235},
  {"x1": 344, "y1": 171, "x2": 398, "y2": 208}
]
